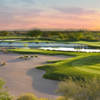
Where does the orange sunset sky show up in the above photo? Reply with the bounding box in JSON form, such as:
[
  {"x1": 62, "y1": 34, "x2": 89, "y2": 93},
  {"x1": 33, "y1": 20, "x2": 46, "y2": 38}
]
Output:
[{"x1": 0, "y1": 0, "x2": 100, "y2": 30}]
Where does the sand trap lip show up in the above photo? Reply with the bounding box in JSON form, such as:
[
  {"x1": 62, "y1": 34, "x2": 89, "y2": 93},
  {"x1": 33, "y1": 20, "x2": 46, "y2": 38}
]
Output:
[{"x1": 0, "y1": 52, "x2": 69, "y2": 99}]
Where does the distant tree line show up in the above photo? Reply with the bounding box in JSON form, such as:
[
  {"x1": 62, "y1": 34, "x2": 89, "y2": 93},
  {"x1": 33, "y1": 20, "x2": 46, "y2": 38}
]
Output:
[
  {"x1": 27, "y1": 30, "x2": 100, "y2": 41},
  {"x1": 0, "y1": 30, "x2": 100, "y2": 41}
]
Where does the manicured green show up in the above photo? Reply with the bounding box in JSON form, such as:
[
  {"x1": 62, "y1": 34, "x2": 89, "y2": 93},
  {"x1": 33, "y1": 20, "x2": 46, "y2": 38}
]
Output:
[
  {"x1": 0, "y1": 36, "x2": 26, "y2": 39},
  {"x1": 72, "y1": 41, "x2": 100, "y2": 48},
  {"x1": 8, "y1": 48, "x2": 100, "y2": 80},
  {"x1": 38, "y1": 53, "x2": 100, "y2": 80},
  {"x1": 46, "y1": 60, "x2": 63, "y2": 64}
]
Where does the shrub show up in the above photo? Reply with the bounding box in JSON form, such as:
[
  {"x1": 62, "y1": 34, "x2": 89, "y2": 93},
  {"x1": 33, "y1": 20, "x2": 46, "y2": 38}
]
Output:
[
  {"x1": 18, "y1": 55, "x2": 29, "y2": 60},
  {"x1": 17, "y1": 93, "x2": 37, "y2": 100},
  {"x1": 58, "y1": 78, "x2": 100, "y2": 100},
  {"x1": 23, "y1": 55, "x2": 29, "y2": 60},
  {"x1": 0, "y1": 93, "x2": 12, "y2": 100},
  {"x1": 0, "y1": 89, "x2": 13, "y2": 100},
  {"x1": 0, "y1": 79, "x2": 12, "y2": 100},
  {"x1": 1, "y1": 49, "x2": 8, "y2": 54},
  {"x1": 18, "y1": 56, "x2": 24, "y2": 59},
  {"x1": 24, "y1": 55, "x2": 29, "y2": 58},
  {"x1": 30, "y1": 55, "x2": 34, "y2": 58},
  {"x1": 57, "y1": 96, "x2": 66, "y2": 100},
  {"x1": 0, "y1": 62, "x2": 6, "y2": 66},
  {"x1": 39, "y1": 98, "x2": 49, "y2": 100},
  {"x1": 34, "y1": 55, "x2": 38, "y2": 58}
]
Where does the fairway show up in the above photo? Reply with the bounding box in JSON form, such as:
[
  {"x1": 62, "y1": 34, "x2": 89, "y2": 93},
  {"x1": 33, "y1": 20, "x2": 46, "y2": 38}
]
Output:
[
  {"x1": 8, "y1": 48, "x2": 100, "y2": 80},
  {"x1": 38, "y1": 53, "x2": 100, "y2": 80},
  {"x1": 72, "y1": 41, "x2": 100, "y2": 48},
  {"x1": 1, "y1": 0, "x2": 100, "y2": 99}
]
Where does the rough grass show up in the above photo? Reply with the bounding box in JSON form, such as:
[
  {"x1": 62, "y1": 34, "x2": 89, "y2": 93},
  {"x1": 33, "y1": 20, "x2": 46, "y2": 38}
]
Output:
[
  {"x1": 37, "y1": 53, "x2": 100, "y2": 80},
  {"x1": 0, "y1": 79, "x2": 5, "y2": 89},
  {"x1": 58, "y1": 78, "x2": 100, "y2": 100}
]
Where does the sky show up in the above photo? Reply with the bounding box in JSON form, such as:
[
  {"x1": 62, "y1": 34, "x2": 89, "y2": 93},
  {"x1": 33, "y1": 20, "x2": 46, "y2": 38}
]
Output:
[{"x1": 0, "y1": 0, "x2": 100, "y2": 30}]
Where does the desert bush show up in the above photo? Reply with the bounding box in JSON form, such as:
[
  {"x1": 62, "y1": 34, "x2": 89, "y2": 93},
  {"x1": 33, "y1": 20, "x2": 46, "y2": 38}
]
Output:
[
  {"x1": 24, "y1": 55, "x2": 29, "y2": 58},
  {"x1": 23, "y1": 55, "x2": 29, "y2": 60},
  {"x1": 57, "y1": 96, "x2": 67, "y2": 100},
  {"x1": 39, "y1": 98, "x2": 49, "y2": 100},
  {"x1": 0, "y1": 90, "x2": 13, "y2": 100},
  {"x1": 18, "y1": 55, "x2": 29, "y2": 60},
  {"x1": 30, "y1": 55, "x2": 34, "y2": 58},
  {"x1": 1, "y1": 49, "x2": 8, "y2": 54},
  {"x1": 17, "y1": 93, "x2": 37, "y2": 100},
  {"x1": 34, "y1": 55, "x2": 38, "y2": 57},
  {"x1": 0, "y1": 79, "x2": 12, "y2": 100},
  {"x1": 30, "y1": 55, "x2": 38, "y2": 58},
  {"x1": 18, "y1": 56, "x2": 24, "y2": 59},
  {"x1": 0, "y1": 62, "x2": 6, "y2": 66},
  {"x1": 58, "y1": 78, "x2": 100, "y2": 100},
  {"x1": 0, "y1": 93, "x2": 12, "y2": 100}
]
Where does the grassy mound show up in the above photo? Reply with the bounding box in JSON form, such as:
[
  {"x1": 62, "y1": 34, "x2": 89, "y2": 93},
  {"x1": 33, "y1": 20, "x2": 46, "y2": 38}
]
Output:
[
  {"x1": 8, "y1": 48, "x2": 100, "y2": 80},
  {"x1": 72, "y1": 41, "x2": 100, "y2": 48},
  {"x1": 37, "y1": 53, "x2": 100, "y2": 80}
]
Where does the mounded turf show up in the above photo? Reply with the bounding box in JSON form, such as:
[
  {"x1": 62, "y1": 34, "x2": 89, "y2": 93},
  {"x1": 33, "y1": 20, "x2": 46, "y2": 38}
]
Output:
[
  {"x1": 8, "y1": 48, "x2": 100, "y2": 80},
  {"x1": 72, "y1": 41, "x2": 100, "y2": 48},
  {"x1": 37, "y1": 53, "x2": 100, "y2": 80}
]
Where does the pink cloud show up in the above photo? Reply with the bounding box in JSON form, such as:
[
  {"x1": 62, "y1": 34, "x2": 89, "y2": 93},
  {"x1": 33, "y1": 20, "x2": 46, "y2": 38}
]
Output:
[
  {"x1": 0, "y1": 7, "x2": 100, "y2": 30},
  {"x1": 53, "y1": 7, "x2": 98, "y2": 15}
]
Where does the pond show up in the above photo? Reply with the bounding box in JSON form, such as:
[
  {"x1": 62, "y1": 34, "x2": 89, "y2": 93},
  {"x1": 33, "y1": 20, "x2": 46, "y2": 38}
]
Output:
[
  {"x1": 0, "y1": 41, "x2": 100, "y2": 52},
  {"x1": 0, "y1": 42, "x2": 88, "y2": 48}
]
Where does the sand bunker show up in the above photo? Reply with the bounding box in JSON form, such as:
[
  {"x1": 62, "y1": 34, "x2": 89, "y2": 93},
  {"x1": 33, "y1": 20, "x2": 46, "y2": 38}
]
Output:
[{"x1": 0, "y1": 52, "x2": 69, "y2": 99}]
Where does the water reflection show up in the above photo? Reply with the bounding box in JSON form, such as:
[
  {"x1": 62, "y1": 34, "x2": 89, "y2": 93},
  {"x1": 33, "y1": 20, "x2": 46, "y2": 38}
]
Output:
[{"x1": 0, "y1": 42, "x2": 100, "y2": 52}]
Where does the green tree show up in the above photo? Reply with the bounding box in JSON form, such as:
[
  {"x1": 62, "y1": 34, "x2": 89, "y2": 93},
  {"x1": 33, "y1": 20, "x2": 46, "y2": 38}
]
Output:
[
  {"x1": 0, "y1": 31, "x2": 9, "y2": 36},
  {"x1": 28, "y1": 30, "x2": 42, "y2": 38}
]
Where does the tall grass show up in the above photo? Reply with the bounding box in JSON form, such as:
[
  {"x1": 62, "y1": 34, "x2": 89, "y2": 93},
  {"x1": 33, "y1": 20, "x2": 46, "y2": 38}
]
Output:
[
  {"x1": 58, "y1": 78, "x2": 100, "y2": 100},
  {"x1": 0, "y1": 79, "x2": 12, "y2": 100}
]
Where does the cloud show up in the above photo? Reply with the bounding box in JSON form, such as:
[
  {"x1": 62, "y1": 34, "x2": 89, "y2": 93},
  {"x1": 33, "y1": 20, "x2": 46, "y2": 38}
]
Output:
[
  {"x1": 0, "y1": 0, "x2": 44, "y2": 30},
  {"x1": 53, "y1": 7, "x2": 98, "y2": 15},
  {"x1": 0, "y1": 0, "x2": 35, "y2": 6},
  {"x1": 0, "y1": 0, "x2": 100, "y2": 30}
]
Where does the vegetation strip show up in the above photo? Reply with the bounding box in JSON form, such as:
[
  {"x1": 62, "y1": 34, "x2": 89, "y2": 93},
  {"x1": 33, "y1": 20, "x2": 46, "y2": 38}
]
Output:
[{"x1": 7, "y1": 48, "x2": 100, "y2": 80}]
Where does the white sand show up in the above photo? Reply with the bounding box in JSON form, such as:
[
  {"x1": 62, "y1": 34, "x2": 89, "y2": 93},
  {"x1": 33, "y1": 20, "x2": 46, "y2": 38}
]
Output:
[{"x1": 0, "y1": 52, "x2": 69, "y2": 99}]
